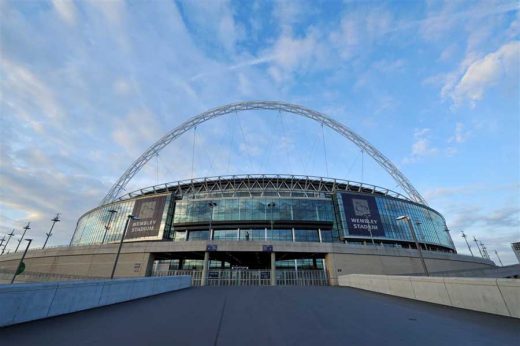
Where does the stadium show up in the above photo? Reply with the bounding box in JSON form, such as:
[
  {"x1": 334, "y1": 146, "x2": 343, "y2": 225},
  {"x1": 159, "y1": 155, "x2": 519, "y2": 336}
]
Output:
[{"x1": 0, "y1": 101, "x2": 495, "y2": 285}]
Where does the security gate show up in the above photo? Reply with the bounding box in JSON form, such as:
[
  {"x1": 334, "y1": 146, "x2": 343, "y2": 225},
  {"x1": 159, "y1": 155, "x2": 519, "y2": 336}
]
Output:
[
  {"x1": 152, "y1": 269, "x2": 328, "y2": 286},
  {"x1": 154, "y1": 269, "x2": 203, "y2": 286},
  {"x1": 207, "y1": 269, "x2": 272, "y2": 286}
]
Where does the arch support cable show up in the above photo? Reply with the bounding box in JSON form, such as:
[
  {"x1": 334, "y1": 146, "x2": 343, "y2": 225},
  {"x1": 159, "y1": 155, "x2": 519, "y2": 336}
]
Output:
[{"x1": 100, "y1": 101, "x2": 427, "y2": 206}]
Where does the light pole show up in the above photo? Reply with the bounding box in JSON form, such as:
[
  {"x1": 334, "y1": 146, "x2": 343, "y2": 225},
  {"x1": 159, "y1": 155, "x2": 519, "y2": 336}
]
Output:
[
  {"x1": 1, "y1": 230, "x2": 15, "y2": 255},
  {"x1": 461, "y1": 231, "x2": 474, "y2": 256},
  {"x1": 102, "y1": 209, "x2": 118, "y2": 244},
  {"x1": 11, "y1": 239, "x2": 32, "y2": 284},
  {"x1": 396, "y1": 215, "x2": 429, "y2": 276},
  {"x1": 208, "y1": 202, "x2": 217, "y2": 240},
  {"x1": 110, "y1": 214, "x2": 139, "y2": 279},
  {"x1": 267, "y1": 202, "x2": 276, "y2": 236},
  {"x1": 473, "y1": 236, "x2": 484, "y2": 257},
  {"x1": 15, "y1": 223, "x2": 30, "y2": 252},
  {"x1": 43, "y1": 213, "x2": 61, "y2": 249},
  {"x1": 494, "y1": 250, "x2": 504, "y2": 266},
  {"x1": 480, "y1": 242, "x2": 489, "y2": 260}
]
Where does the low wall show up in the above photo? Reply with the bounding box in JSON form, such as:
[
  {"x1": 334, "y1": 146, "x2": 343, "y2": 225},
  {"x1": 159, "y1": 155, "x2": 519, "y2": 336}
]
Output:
[
  {"x1": 338, "y1": 274, "x2": 520, "y2": 318},
  {"x1": 0, "y1": 276, "x2": 191, "y2": 327}
]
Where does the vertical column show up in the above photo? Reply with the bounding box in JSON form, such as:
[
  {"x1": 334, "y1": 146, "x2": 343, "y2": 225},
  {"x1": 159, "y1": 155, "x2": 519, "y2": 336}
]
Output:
[
  {"x1": 201, "y1": 251, "x2": 209, "y2": 286},
  {"x1": 270, "y1": 252, "x2": 276, "y2": 286}
]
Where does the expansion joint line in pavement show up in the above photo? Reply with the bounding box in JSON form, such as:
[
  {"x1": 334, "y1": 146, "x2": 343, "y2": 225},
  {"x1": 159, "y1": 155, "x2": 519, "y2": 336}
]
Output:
[{"x1": 214, "y1": 295, "x2": 228, "y2": 346}]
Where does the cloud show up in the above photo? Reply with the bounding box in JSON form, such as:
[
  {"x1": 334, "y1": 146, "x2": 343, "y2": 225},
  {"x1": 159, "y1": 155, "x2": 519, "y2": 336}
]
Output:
[
  {"x1": 112, "y1": 109, "x2": 163, "y2": 157},
  {"x1": 424, "y1": 185, "x2": 476, "y2": 200},
  {"x1": 0, "y1": 144, "x2": 108, "y2": 250},
  {"x1": 266, "y1": 27, "x2": 328, "y2": 83},
  {"x1": 420, "y1": 1, "x2": 519, "y2": 41},
  {"x1": 449, "y1": 206, "x2": 520, "y2": 230},
  {"x1": 448, "y1": 122, "x2": 470, "y2": 144},
  {"x1": 52, "y1": 0, "x2": 77, "y2": 26},
  {"x1": 405, "y1": 128, "x2": 438, "y2": 161},
  {"x1": 52, "y1": 0, "x2": 76, "y2": 25},
  {"x1": 330, "y1": 8, "x2": 394, "y2": 59},
  {"x1": 1, "y1": 58, "x2": 66, "y2": 124},
  {"x1": 177, "y1": 0, "x2": 244, "y2": 54},
  {"x1": 446, "y1": 41, "x2": 520, "y2": 107},
  {"x1": 190, "y1": 55, "x2": 275, "y2": 82}
]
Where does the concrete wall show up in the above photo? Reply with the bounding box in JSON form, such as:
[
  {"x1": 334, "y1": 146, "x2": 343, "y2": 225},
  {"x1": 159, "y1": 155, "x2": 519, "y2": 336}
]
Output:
[
  {"x1": 326, "y1": 248, "x2": 494, "y2": 285},
  {"x1": 338, "y1": 274, "x2": 520, "y2": 318},
  {"x1": 0, "y1": 244, "x2": 155, "y2": 279},
  {"x1": 0, "y1": 275, "x2": 191, "y2": 327},
  {"x1": 0, "y1": 241, "x2": 494, "y2": 284}
]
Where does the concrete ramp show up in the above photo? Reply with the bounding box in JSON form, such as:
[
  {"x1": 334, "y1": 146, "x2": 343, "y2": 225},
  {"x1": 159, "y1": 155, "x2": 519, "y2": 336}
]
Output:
[{"x1": 0, "y1": 286, "x2": 518, "y2": 346}]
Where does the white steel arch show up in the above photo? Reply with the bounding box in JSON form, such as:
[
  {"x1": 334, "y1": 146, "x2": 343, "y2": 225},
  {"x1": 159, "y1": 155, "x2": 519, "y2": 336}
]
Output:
[{"x1": 100, "y1": 101, "x2": 427, "y2": 205}]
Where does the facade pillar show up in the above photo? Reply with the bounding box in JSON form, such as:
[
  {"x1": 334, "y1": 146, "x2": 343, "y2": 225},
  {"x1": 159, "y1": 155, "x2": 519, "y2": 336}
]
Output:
[
  {"x1": 201, "y1": 251, "x2": 209, "y2": 286},
  {"x1": 270, "y1": 252, "x2": 276, "y2": 286}
]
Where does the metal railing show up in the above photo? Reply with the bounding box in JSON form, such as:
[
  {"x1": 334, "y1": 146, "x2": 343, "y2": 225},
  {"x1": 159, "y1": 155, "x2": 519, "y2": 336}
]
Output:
[
  {"x1": 0, "y1": 269, "x2": 104, "y2": 283},
  {"x1": 152, "y1": 269, "x2": 328, "y2": 286},
  {"x1": 207, "y1": 269, "x2": 272, "y2": 286},
  {"x1": 153, "y1": 269, "x2": 203, "y2": 286},
  {"x1": 276, "y1": 270, "x2": 328, "y2": 286}
]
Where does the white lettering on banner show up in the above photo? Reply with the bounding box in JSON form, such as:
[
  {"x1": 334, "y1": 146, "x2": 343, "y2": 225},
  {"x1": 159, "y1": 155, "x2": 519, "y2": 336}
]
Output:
[
  {"x1": 350, "y1": 218, "x2": 378, "y2": 224},
  {"x1": 350, "y1": 218, "x2": 379, "y2": 230},
  {"x1": 131, "y1": 220, "x2": 157, "y2": 233}
]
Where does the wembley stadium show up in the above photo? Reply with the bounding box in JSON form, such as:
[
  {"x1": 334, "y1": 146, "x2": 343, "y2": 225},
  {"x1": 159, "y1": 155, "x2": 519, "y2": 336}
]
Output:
[{"x1": 0, "y1": 101, "x2": 495, "y2": 285}]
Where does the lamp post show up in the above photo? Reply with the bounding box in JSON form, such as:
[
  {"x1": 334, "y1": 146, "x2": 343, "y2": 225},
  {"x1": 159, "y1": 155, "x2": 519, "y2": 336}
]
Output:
[
  {"x1": 461, "y1": 231, "x2": 474, "y2": 256},
  {"x1": 102, "y1": 209, "x2": 118, "y2": 244},
  {"x1": 42, "y1": 214, "x2": 61, "y2": 249},
  {"x1": 473, "y1": 236, "x2": 484, "y2": 257},
  {"x1": 494, "y1": 250, "x2": 504, "y2": 266},
  {"x1": 208, "y1": 202, "x2": 217, "y2": 240},
  {"x1": 480, "y1": 242, "x2": 489, "y2": 260},
  {"x1": 11, "y1": 239, "x2": 32, "y2": 284},
  {"x1": 1, "y1": 230, "x2": 15, "y2": 255},
  {"x1": 396, "y1": 216, "x2": 429, "y2": 276},
  {"x1": 267, "y1": 202, "x2": 276, "y2": 237},
  {"x1": 15, "y1": 223, "x2": 30, "y2": 252},
  {"x1": 110, "y1": 215, "x2": 139, "y2": 279}
]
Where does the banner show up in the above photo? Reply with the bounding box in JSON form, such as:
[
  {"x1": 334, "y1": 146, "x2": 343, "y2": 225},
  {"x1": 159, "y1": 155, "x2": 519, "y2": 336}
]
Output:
[
  {"x1": 126, "y1": 195, "x2": 167, "y2": 239},
  {"x1": 340, "y1": 193, "x2": 385, "y2": 237}
]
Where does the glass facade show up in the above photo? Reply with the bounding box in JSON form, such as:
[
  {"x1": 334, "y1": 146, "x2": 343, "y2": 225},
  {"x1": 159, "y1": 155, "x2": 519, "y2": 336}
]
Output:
[
  {"x1": 71, "y1": 180, "x2": 454, "y2": 251},
  {"x1": 173, "y1": 198, "x2": 334, "y2": 224},
  {"x1": 71, "y1": 194, "x2": 170, "y2": 246},
  {"x1": 337, "y1": 193, "x2": 452, "y2": 249}
]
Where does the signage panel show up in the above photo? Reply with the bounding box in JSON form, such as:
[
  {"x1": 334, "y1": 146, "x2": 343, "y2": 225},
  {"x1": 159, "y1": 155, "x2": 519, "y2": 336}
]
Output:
[
  {"x1": 126, "y1": 195, "x2": 167, "y2": 239},
  {"x1": 262, "y1": 245, "x2": 273, "y2": 252},
  {"x1": 340, "y1": 193, "x2": 385, "y2": 237}
]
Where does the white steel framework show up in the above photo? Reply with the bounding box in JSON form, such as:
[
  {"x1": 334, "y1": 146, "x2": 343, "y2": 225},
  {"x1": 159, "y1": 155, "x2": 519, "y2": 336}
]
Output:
[{"x1": 101, "y1": 101, "x2": 427, "y2": 205}]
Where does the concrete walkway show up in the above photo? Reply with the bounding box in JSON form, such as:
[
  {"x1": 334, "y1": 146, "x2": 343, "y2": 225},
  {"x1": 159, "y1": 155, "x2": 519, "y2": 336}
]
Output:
[{"x1": 0, "y1": 286, "x2": 518, "y2": 346}]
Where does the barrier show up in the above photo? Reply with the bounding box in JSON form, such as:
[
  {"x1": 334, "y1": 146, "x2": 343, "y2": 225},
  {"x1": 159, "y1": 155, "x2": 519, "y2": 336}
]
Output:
[
  {"x1": 0, "y1": 276, "x2": 191, "y2": 327},
  {"x1": 152, "y1": 269, "x2": 328, "y2": 286},
  {"x1": 338, "y1": 274, "x2": 520, "y2": 318}
]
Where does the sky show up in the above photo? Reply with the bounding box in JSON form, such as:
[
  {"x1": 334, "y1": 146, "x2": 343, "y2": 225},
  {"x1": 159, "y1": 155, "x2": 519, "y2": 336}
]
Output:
[{"x1": 0, "y1": 0, "x2": 519, "y2": 264}]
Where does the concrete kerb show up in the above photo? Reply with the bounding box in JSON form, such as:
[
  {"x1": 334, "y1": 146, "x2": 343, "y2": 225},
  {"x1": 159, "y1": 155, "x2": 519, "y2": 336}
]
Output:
[
  {"x1": 0, "y1": 276, "x2": 191, "y2": 327},
  {"x1": 497, "y1": 279, "x2": 520, "y2": 318},
  {"x1": 443, "y1": 277, "x2": 510, "y2": 316},
  {"x1": 410, "y1": 276, "x2": 452, "y2": 306},
  {"x1": 338, "y1": 274, "x2": 520, "y2": 318}
]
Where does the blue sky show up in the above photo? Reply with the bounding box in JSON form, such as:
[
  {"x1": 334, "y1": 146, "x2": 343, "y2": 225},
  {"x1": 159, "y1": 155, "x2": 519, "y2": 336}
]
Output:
[{"x1": 1, "y1": 0, "x2": 519, "y2": 264}]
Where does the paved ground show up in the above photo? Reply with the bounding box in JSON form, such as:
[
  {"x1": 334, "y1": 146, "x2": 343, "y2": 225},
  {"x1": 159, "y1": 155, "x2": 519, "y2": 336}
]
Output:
[{"x1": 0, "y1": 286, "x2": 519, "y2": 346}]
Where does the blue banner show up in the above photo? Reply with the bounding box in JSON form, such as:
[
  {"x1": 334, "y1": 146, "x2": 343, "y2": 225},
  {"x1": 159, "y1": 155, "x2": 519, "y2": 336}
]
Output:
[{"x1": 340, "y1": 193, "x2": 385, "y2": 237}]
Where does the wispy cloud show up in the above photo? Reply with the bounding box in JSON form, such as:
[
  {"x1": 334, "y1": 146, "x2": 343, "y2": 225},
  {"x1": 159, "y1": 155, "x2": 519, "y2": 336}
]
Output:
[
  {"x1": 52, "y1": 0, "x2": 77, "y2": 26},
  {"x1": 448, "y1": 41, "x2": 520, "y2": 107}
]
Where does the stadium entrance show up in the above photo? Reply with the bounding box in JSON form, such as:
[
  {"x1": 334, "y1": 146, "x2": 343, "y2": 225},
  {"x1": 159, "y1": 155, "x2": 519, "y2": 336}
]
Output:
[{"x1": 151, "y1": 251, "x2": 328, "y2": 286}]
